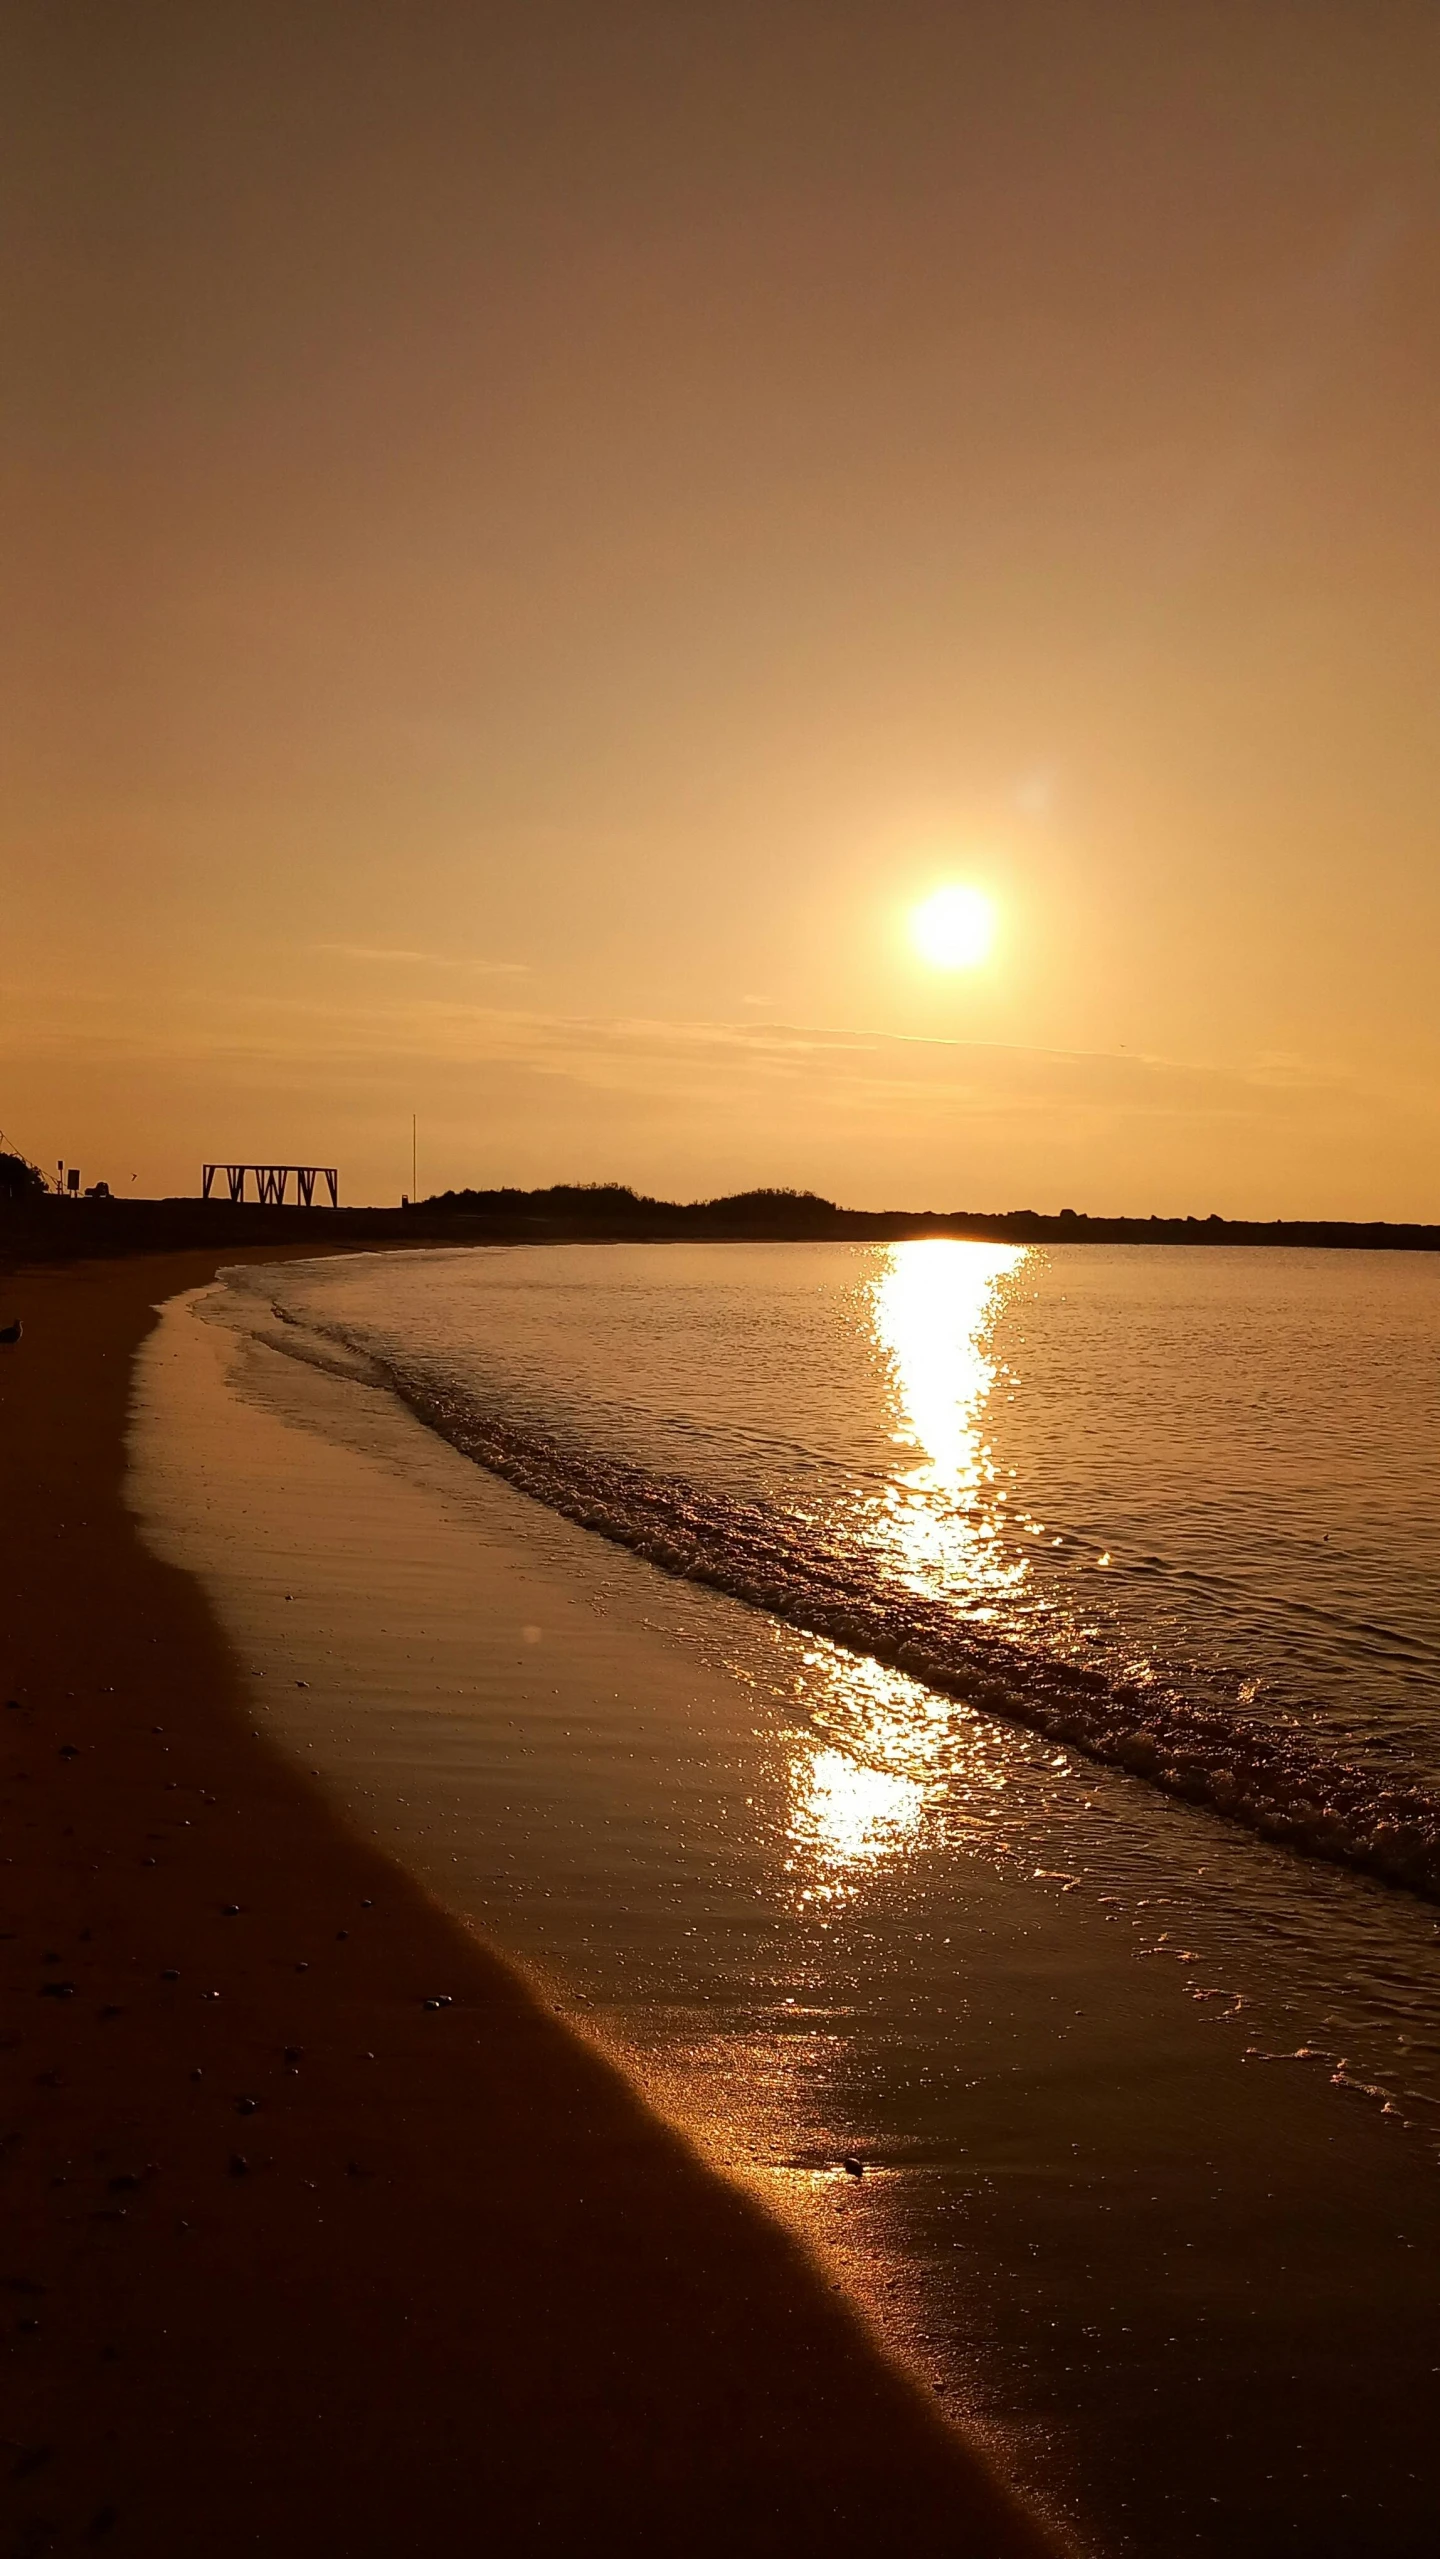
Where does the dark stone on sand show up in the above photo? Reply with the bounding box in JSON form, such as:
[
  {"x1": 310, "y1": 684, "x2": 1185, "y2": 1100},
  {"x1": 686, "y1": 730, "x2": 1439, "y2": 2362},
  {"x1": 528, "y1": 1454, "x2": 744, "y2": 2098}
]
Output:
[
  {"x1": 842, "y1": 2156, "x2": 865, "y2": 2177},
  {"x1": 39, "y1": 1981, "x2": 75, "y2": 1999},
  {"x1": 236, "y1": 2097, "x2": 259, "y2": 2115},
  {"x1": 221, "y1": 1904, "x2": 241, "y2": 1917},
  {"x1": 228, "y1": 2154, "x2": 249, "y2": 2176},
  {"x1": 58, "y1": 1744, "x2": 79, "y2": 1758},
  {"x1": 423, "y1": 1995, "x2": 453, "y2": 2011}
]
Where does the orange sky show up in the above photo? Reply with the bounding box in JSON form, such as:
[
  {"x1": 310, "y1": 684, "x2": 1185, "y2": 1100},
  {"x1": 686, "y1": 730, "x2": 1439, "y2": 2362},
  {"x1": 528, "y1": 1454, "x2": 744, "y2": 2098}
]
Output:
[{"x1": 5, "y1": 2, "x2": 1440, "y2": 1212}]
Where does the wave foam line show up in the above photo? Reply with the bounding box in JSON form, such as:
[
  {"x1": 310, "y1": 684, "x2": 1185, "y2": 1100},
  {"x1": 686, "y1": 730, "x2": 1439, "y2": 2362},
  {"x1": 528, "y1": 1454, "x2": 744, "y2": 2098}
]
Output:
[{"x1": 376, "y1": 1362, "x2": 1440, "y2": 1904}]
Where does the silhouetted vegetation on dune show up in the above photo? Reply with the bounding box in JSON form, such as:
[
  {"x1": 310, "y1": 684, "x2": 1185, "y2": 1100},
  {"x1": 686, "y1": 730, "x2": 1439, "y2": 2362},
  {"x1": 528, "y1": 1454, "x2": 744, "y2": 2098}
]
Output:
[
  {"x1": 417, "y1": 1185, "x2": 1440, "y2": 1249},
  {"x1": 421, "y1": 1183, "x2": 845, "y2": 1232}
]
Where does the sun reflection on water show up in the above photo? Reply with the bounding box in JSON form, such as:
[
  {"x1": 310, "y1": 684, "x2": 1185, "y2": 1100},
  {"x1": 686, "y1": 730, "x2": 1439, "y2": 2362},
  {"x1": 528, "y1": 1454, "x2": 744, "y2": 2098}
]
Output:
[
  {"x1": 784, "y1": 1243, "x2": 1042, "y2": 1905},
  {"x1": 782, "y1": 1637, "x2": 1072, "y2": 1908},
  {"x1": 789, "y1": 1745, "x2": 925, "y2": 1900},
  {"x1": 868, "y1": 1237, "x2": 1030, "y2": 1609},
  {"x1": 785, "y1": 1644, "x2": 941, "y2": 1907}
]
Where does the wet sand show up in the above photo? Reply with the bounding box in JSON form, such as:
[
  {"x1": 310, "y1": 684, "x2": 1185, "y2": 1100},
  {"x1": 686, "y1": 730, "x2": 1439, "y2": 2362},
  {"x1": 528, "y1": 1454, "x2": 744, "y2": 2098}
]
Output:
[{"x1": 0, "y1": 1251, "x2": 1063, "y2": 2557}]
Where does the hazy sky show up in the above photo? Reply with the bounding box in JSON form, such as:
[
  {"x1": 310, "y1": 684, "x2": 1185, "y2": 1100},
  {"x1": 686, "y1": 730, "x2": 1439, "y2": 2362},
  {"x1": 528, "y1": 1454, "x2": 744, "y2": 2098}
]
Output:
[{"x1": 5, "y1": 2, "x2": 1440, "y2": 1211}]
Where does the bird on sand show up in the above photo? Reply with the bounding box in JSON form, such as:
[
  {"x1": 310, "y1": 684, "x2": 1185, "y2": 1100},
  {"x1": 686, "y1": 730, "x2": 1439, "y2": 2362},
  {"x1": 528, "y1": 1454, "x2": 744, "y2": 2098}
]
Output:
[{"x1": 0, "y1": 1319, "x2": 22, "y2": 1345}]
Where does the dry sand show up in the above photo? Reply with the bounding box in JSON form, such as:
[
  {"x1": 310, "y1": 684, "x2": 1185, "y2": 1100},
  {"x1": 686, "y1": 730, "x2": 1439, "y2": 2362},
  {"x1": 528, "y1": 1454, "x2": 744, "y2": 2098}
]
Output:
[{"x1": 0, "y1": 1249, "x2": 1065, "y2": 2557}]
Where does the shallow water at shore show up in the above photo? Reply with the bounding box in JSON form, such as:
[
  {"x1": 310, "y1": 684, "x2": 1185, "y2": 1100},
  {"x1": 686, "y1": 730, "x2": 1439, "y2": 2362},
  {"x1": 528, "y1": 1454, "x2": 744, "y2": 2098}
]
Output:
[
  {"x1": 241, "y1": 1240, "x2": 1440, "y2": 1898},
  {"x1": 127, "y1": 1253, "x2": 1440, "y2": 2555}
]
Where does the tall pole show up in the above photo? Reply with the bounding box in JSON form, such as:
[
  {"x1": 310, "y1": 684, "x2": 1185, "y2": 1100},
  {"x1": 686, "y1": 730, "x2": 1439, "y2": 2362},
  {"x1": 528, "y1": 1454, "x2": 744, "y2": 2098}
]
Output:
[{"x1": 412, "y1": 1113, "x2": 417, "y2": 1204}]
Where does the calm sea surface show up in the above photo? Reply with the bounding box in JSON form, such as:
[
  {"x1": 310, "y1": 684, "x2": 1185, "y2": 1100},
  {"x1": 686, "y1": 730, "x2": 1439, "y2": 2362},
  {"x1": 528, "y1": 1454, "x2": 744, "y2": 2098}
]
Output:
[
  {"x1": 132, "y1": 1242, "x2": 1440, "y2": 2558},
  {"x1": 264, "y1": 1239, "x2": 1440, "y2": 1777}
]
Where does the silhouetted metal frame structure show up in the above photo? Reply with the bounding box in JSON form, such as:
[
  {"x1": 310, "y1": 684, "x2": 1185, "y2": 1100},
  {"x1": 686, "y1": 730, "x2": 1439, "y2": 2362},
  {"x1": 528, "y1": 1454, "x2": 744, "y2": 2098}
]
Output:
[{"x1": 202, "y1": 1164, "x2": 339, "y2": 1207}]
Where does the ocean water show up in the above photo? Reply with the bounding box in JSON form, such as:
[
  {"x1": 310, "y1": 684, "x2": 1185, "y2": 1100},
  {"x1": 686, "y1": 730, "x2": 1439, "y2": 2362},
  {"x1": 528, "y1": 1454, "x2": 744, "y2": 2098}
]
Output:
[
  {"x1": 130, "y1": 1241, "x2": 1440, "y2": 2557},
  {"x1": 258, "y1": 1238, "x2": 1440, "y2": 1886}
]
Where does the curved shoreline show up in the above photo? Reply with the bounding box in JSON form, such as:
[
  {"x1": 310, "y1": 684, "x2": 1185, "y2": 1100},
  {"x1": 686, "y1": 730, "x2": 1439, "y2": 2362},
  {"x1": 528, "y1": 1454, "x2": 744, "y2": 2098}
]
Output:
[
  {"x1": 348, "y1": 1359, "x2": 1440, "y2": 1908},
  {"x1": 0, "y1": 1250, "x2": 1065, "y2": 2557}
]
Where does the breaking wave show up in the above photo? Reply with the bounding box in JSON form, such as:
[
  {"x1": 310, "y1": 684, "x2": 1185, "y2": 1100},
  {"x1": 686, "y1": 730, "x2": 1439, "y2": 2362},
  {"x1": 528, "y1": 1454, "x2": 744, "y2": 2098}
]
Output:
[{"x1": 361, "y1": 1352, "x2": 1440, "y2": 1905}]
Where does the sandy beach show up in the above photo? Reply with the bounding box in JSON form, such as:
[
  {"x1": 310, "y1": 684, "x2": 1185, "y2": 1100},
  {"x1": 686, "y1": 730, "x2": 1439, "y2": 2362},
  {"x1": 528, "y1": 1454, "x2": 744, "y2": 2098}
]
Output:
[{"x1": 0, "y1": 1248, "x2": 1062, "y2": 2557}]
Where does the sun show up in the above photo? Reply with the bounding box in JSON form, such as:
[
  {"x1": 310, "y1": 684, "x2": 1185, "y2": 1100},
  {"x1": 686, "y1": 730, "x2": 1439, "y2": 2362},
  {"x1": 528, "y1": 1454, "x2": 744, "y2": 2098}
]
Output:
[{"x1": 909, "y1": 884, "x2": 996, "y2": 969}]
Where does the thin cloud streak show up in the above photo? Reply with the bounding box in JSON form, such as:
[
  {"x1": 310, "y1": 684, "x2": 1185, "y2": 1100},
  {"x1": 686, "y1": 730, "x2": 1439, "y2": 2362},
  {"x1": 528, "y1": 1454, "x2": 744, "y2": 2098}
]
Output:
[
  {"x1": 317, "y1": 945, "x2": 530, "y2": 974},
  {"x1": 0, "y1": 977, "x2": 1392, "y2": 1113}
]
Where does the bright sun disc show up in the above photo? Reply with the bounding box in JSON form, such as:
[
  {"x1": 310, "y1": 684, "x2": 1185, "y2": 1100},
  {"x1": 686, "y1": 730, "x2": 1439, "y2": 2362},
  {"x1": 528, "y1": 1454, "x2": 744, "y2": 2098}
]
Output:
[{"x1": 910, "y1": 884, "x2": 996, "y2": 969}]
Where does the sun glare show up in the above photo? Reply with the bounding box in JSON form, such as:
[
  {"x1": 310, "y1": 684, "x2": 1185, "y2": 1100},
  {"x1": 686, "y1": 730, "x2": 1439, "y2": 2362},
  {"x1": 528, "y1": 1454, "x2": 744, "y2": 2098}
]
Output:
[{"x1": 910, "y1": 884, "x2": 996, "y2": 969}]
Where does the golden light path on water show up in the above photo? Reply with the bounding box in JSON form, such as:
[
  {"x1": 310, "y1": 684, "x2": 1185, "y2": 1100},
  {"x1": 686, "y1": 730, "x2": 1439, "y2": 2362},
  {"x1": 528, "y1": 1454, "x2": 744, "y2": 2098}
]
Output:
[
  {"x1": 786, "y1": 1241, "x2": 1044, "y2": 1908},
  {"x1": 870, "y1": 1236, "x2": 1030, "y2": 1603}
]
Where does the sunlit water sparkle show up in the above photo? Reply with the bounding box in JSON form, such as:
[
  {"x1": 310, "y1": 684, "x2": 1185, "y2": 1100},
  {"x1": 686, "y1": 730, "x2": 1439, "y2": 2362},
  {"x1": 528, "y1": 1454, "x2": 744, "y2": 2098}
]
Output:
[{"x1": 233, "y1": 1239, "x2": 1440, "y2": 1901}]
